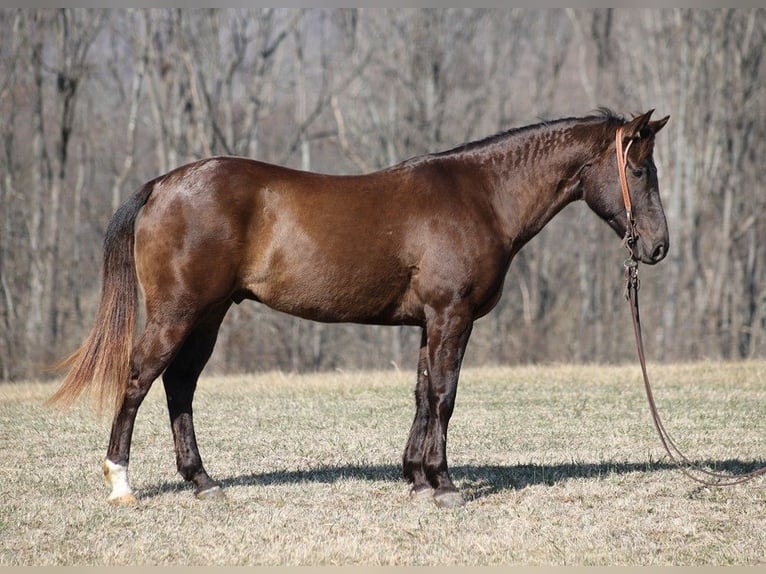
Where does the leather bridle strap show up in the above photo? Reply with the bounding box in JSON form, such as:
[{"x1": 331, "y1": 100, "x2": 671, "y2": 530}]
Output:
[
  {"x1": 615, "y1": 126, "x2": 636, "y2": 248},
  {"x1": 619, "y1": 124, "x2": 766, "y2": 486},
  {"x1": 624, "y1": 266, "x2": 766, "y2": 486}
]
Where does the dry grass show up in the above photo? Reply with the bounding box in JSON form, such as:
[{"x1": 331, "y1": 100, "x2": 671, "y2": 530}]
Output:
[{"x1": 1, "y1": 361, "x2": 764, "y2": 565}]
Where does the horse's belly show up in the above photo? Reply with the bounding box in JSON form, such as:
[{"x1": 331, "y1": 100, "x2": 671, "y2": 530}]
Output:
[{"x1": 244, "y1": 260, "x2": 419, "y2": 325}]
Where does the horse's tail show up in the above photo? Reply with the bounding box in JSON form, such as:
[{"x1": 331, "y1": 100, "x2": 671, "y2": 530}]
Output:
[{"x1": 47, "y1": 183, "x2": 154, "y2": 415}]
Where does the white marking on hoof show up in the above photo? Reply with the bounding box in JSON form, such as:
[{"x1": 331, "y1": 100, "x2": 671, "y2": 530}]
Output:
[
  {"x1": 103, "y1": 459, "x2": 136, "y2": 504},
  {"x1": 109, "y1": 492, "x2": 138, "y2": 506}
]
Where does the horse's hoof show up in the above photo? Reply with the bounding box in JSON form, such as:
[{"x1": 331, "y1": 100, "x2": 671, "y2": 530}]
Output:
[
  {"x1": 433, "y1": 491, "x2": 466, "y2": 508},
  {"x1": 196, "y1": 485, "x2": 225, "y2": 501},
  {"x1": 409, "y1": 487, "x2": 435, "y2": 502},
  {"x1": 108, "y1": 492, "x2": 138, "y2": 506}
]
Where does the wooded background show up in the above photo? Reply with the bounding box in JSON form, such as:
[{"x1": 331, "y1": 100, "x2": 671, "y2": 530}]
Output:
[{"x1": 1, "y1": 8, "x2": 764, "y2": 382}]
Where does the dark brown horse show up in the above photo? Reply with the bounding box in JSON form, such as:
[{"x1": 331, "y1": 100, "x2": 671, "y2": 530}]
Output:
[{"x1": 50, "y1": 109, "x2": 669, "y2": 507}]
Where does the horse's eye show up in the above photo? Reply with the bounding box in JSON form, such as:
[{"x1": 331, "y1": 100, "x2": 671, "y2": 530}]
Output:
[{"x1": 631, "y1": 168, "x2": 644, "y2": 178}]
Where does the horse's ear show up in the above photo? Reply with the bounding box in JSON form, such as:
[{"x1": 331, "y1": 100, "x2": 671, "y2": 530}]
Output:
[
  {"x1": 648, "y1": 115, "x2": 670, "y2": 135},
  {"x1": 622, "y1": 110, "x2": 667, "y2": 163},
  {"x1": 623, "y1": 110, "x2": 655, "y2": 140}
]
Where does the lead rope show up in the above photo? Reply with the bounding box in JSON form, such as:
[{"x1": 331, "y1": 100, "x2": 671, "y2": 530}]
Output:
[{"x1": 617, "y1": 127, "x2": 766, "y2": 487}]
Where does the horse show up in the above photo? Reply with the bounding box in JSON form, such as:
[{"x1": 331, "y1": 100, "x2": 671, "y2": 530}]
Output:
[{"x1": 49, "y1": 109, "x2": 670, "y2": 508}]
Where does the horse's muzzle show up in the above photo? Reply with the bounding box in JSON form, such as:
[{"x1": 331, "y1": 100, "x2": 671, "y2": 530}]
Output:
[{"x1": 638, "y1": 237, "x2": 669, "y2": 265}]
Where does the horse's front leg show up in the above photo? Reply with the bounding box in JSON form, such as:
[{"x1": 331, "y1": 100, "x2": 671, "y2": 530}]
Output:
[
  {"x1": 421, "y1": 307, "x2": 473, "y2": 508},
  {"x1": 402, "y1": 330, "x2": 433, "y2": 499}
]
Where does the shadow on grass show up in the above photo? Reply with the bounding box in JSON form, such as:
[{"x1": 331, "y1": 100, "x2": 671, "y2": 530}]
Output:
[{"x1": 141, "y1": 458, "x2": 765, "y2": 501}]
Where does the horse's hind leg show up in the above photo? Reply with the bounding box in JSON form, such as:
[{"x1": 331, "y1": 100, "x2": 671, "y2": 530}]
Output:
[
  {"x1": 161, "y1": 301, "x2": 230, "y2": 500},
  {"x1": 104, "y1": 313, "x2": 198, "y2": 504}
]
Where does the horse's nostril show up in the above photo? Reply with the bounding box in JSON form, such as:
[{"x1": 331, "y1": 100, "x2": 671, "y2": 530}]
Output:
[{"x1": 652, "y1": 243, "x2": 666, "y2": 261}]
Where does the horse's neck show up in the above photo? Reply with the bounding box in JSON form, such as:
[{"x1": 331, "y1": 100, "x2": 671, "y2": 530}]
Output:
[{"x1": 479, "y1": 124, "x2": 599, "y2": 252}]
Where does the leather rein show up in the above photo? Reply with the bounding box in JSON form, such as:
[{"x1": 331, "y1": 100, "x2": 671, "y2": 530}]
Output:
[{"x1": 616, "y1": 126, "x2": 766, "y2": 487}]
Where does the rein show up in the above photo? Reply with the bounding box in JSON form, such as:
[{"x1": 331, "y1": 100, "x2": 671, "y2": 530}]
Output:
[{"x1": 616, "y1": 126, "x2": 766, "y2": 487}]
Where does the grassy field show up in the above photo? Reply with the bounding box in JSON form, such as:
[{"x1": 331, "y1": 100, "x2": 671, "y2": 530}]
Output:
[{"x1": 0, "y1": 361, "x2": 764, "y2": 565}]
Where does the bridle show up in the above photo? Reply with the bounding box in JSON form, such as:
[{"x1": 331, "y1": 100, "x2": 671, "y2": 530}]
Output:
[
  {"x1": 616, "y1": 126, "x2": 637, "y2": 250},
  {"x1": 616, "y1": 125, "x2": 766, "y2": 487}
]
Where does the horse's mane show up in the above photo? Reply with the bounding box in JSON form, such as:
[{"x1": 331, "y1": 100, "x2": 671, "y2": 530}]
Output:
[{"x1": 417, "y1": 108, "x2": 626, "y2": 161}]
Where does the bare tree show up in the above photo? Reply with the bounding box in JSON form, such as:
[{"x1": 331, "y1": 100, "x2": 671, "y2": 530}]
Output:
[
  {"x1": 617, "y1": 9, "x2": 766, "y2": 359},
  {"x1": 2, "y1": 8, "x2": 766, "y2": 381},
  {"x1": 20, "y1": 10, "x2": 103, "y2": 369},
  {"x1": 0, "y1": 10, "x2": 26, "y2": 379}
]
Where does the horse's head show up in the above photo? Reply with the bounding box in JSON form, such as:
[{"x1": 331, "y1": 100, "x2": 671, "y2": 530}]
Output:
[{"x1": 582, "y1": 110, "x2": 670, "y2": 265}]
